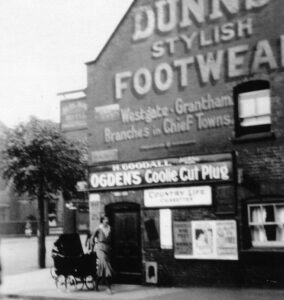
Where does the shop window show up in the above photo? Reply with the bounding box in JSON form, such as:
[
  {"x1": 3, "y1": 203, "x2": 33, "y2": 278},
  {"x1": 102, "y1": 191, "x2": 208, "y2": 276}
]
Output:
[
  {"x1": 248, "y1": 203, "x2": 284, "y2": 247},
  {"x1": 234, "y1": 80, "x2": 271, "y2": 138}
]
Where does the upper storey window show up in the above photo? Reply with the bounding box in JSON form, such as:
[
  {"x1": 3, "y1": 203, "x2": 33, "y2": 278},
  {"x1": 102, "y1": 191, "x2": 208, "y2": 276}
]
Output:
[{"x1": 234, "y1": 81, "x2": 271, "y2": 138}]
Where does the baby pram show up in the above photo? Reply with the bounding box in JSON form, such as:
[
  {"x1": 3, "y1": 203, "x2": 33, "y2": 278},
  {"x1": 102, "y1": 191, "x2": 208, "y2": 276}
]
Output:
[{"x1": 51, "y1": 233, "x2": 96, "y2": 291}]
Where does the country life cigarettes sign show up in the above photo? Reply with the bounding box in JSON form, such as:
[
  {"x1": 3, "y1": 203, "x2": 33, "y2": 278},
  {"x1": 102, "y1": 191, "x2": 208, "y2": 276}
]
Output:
[{"x1": 144, "y1": 186, "x2": 212, "y2": 208}]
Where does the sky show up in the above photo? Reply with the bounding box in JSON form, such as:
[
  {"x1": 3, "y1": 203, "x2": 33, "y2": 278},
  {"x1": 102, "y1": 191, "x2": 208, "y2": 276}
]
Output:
[{"x1": 0, "y1": 0, "x2": 133, "y2": 128}]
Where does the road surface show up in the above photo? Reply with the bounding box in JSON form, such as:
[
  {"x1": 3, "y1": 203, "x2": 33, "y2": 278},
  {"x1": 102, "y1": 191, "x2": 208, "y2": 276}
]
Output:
[{"x1": 0, "y1": 235, "x2": 87, "y2": 276}]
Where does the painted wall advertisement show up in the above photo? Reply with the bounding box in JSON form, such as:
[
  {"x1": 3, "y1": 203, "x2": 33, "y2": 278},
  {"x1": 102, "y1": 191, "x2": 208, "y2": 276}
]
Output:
[
  {"x1": 174, "y1": 220, "x2": 238, "y2": 260},
  {"x1": 61, "y1": 99, "x2": 87, "y2": 131},
  {"x1": 94, "y1": 0, "x2": 283, "y2": 147}
]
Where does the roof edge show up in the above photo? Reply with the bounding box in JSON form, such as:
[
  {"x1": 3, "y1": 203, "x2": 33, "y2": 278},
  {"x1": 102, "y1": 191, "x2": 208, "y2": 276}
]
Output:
[{"x1": 85, "y1": 0, "x2": 136, "y2": 66}]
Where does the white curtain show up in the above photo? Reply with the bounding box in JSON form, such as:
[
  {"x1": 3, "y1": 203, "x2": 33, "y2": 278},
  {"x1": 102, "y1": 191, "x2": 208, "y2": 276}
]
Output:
[
  {"x1": 251, "y1": 207, "x2": 267, "y2": 242},
  {"x1": 276, "y1": 206, "x2": 284, "y2": 241}
]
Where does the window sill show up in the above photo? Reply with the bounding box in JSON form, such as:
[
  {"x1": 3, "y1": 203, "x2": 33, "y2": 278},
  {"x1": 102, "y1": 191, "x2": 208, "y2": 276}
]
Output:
[
  {"x1": 241, "y1": 247, "x2": 284, "y2": 253},
  {"x1": 231, "y1": 131, "x2": 275, "y2": 144},
  {"x1": 252, "y1": 241, "x2": 284, "y2": 248}
]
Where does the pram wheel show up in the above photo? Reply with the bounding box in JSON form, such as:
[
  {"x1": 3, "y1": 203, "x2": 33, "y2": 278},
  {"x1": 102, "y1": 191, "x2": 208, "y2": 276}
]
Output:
[
  {"x1": 66, "y1": 275, "x2": 77, "y2": 292},
  {"x1": 56, "y1": 275, "x2": 66, "y2": 290},
  {"x1": 75, "y1": 277, "x2": 84, "y2": 290},
  {"x1": 84, "y1": 275, "x2": 95, "y2": 290},
  {"x1": 50, "y1": 266, "x2": 57, "y2": 279}
]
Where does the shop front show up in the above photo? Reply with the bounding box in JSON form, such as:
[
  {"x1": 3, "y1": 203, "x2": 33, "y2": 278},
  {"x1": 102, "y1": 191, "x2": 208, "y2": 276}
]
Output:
[{"x1": 88, "y1": 152, "x2": 241, "y2": 285}]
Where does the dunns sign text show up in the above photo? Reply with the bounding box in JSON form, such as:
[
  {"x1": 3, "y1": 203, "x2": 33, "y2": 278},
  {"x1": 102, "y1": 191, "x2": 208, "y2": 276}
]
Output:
[{"x1": 114, "y1": 0, "x2": 283, "y2": 100}]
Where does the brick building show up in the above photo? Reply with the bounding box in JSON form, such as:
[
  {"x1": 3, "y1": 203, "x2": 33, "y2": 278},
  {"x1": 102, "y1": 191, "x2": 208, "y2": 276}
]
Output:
[
  {"x1": 59, "y1": 90, "x2": 89, "y2": 231},
  {"x1": 80, "y1": 0, "x2": 284, "y2": 287}
]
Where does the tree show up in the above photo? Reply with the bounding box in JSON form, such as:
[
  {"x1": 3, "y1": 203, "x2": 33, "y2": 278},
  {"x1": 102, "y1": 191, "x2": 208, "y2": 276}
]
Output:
[{"x1": 1, "y1": 117, "x2": 86, "y2": 268}]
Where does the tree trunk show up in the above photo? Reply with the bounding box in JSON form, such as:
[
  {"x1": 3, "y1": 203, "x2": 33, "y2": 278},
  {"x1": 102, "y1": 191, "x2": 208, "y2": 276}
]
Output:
[{"x1": 38, "y1": 194, "x2": 46, "y2": 268}]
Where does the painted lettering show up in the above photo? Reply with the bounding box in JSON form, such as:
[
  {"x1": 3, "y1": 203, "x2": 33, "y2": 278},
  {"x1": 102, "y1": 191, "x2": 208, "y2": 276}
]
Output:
[
  {"x1": 245, "y1": 0, "x2": 270, "y2": 9},
  {"x1": 120, "y1": 105, "x2": 169, "y2": 124},
  {"x1": 132, "y1": 6, "x2": 155, "y2": 41},
  {"x1": 196, "y1": 50, "x2": 224, "y2": 83},
  {"x1": 201, "y1": 165, "x2": 229, "y2": 180},
  {"x1": 132, "y1": 0, "x2": 270, "y2": 41},
  {"x1": 115, "y1": 71, "x2": 132, "y2": 99},
  {"x1": 251, "y1": 39, "x2": 278, "y2": 72},
  {"x1": 151, "y1": 40, "x2": 166, "y2": 58},
  {"x1": 175, "y1": 95, "x2": 233, "y2": 114},
  {"x1": 145, "y1": 168, "x2": 179, "y2": 184},
  {"x1": 179, "y1": 166, "x2": 199, "y2": 181},
  {"x1": 228, "y1": 44, "x2": 249, "y2": 77},
  {"x1": 155, "y1": 0, "x2": 179, "y2": 33},
  {"x1": 173, "y1": 57, "x2": 194, "y2": 87},
  {"x1": 154, "y1": 63, "x2": 174, "y2": 92},
  {"x1": 195, "y1": 112, "x2": 233, "y2": 129},
  {"x1": 179, "y1": 0, "x2": 205, "y2": 27},
  {"x1": 209, "y1": 0, "x2": 239, "y2": 20},
  {"x1": 104, "y1": 126, "x2": 150, "y2": 143},
  {"x1": 90, "y1": 171, "x2": 142, "y2": 188},
  {"x1": 179, "y1": 32, "x2": 198, "y2": 51},
  {"x1": 115, "y1": 37, "x2": 281, "y2": 100},
  {"x1": 163, "y1": 115, "x2": 194, "y2": 134}
]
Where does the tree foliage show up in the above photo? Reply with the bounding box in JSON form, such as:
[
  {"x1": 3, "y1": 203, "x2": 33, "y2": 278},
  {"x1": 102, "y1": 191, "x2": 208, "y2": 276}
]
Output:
[
  {"x1": 1, "y1": 117, "x2": 86, "y2": 199},
  {"x1": 1, "y1": 117, "x2": 86, "y2": 268}
]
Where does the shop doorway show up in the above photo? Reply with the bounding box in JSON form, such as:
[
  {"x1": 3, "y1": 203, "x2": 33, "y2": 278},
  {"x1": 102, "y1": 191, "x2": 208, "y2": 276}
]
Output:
[{"x1": 106, "y1": 202, "x2": 142, "y2": 283}]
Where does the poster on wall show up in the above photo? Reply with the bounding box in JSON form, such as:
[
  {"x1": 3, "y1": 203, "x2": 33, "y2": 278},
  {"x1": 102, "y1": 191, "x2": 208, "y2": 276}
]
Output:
[
  {"x1": 61, "y1": 99, "x2": 87, "y2": 131},
  {"x1": 89, "y1": 193, "x2": 101, "y2": 233},
  {"x1": 173, "y1": 221, "x2": 193, "y2": 257},
  {"x1": 159, "y1": 209, "x2": 173, "y2": 249},
  {"x1": 174, "y1": 220, "x2": 238, "y2": 260},
  {"x1": 216, "y1": 221, "x2": 239, "y2": 258},
  {"x1": 192, "y1": 221, "x2": 215, "y2": 257}
]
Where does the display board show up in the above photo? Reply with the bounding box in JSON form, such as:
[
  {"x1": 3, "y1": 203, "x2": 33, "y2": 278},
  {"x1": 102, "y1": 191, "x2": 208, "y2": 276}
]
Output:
[{"x1": 174, "y1": 220, "x2": 238, "y2": 260}]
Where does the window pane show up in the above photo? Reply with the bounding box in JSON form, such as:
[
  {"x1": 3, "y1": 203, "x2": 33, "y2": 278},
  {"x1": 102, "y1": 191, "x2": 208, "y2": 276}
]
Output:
[
  {"x1": 251, "y1": 226, "x2": 267, "y2": 242},
  {"x1": 256, "y1": 95, "x2": 270, "y2": 115},
  {"x1": 250, "y1": 207, "x2": 263, "y2": 223},
  {"x1": 276, "y1": 226, "x2": 284, "y2": 242},
  {"x1": 276, "y1": 205, "x2": 284, "y2": 222},
  {"x1": 264, "y1": 225, "x2": 277, "y2": 241},
  {"x1": 263, "y1": 205, "x2": 275, "y2": 222},
  {"x1": 239, "y1": 98, "x2": 255, "y2": 118}
]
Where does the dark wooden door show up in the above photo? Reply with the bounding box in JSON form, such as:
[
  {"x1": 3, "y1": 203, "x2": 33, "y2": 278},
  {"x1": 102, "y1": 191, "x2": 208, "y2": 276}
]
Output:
[{"x1": 106, "y1": 203, "x2": 141, "y2": 283}]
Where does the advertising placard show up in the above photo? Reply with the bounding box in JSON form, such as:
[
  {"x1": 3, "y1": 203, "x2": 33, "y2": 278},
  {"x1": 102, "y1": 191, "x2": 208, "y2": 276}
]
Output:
[
  {"x1": 173, "y1": 221, "x2": 193, "y2": 258},
  {"x1": 89, "y1": 193, "x2": 101, "y2": 233},
  {"x1": 192, "y1": 221, "x2": 215, "y2": 257},
  {"x1": 91, "y1": 149, "x2": 119, "y2": 163},
  {"x1": 159, "y1": 209, "x2": 173, "y2": 249},
  {"x1": 174, "y1": 220, "x2": 238, "y2": 260},
  {"x1": 61, "y1": 99, "x2": 87, "y2": 131},
  {"x1": 89, "y1": 153, "x2": 233, "y2": 190},
  {"x1": 144, "y1": 186, "x2": 212, "y2": 208}
]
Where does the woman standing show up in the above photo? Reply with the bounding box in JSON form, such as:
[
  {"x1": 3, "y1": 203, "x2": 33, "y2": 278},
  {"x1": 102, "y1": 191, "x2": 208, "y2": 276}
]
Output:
[{"x1": 93, "y1": 216, "x2": 114, "y2": 294}]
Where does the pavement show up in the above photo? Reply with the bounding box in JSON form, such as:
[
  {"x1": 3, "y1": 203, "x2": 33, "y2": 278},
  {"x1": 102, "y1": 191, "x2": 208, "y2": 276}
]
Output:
[{"x1": 1, "y1": 269, "x2": 284, "y2": 300}]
